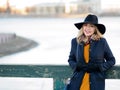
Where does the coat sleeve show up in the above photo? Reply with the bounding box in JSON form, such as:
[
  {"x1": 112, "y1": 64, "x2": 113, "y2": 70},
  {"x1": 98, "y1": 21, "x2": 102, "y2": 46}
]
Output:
[
  {"x1": 68, "y1": 38, "x2": 77, "y2": 70},
  {"x1": 100, "y1": 38, "x2": 116, "y2": 72}
]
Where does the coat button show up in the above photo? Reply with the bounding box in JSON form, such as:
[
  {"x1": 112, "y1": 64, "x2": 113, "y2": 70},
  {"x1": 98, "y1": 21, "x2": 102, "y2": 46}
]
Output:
[
  {"x1": 89, "y1": 49, "x2": 91, "y2": 52},
  {"x1": 89, "y1": 57, "x2": 91, "y2": 60},
  {"x1": 90, "y1": 82, "x2": 91, "y2": 83}
]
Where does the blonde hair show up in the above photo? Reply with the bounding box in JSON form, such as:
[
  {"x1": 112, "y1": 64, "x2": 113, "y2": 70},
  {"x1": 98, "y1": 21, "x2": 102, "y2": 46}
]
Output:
[{"x1": 76, "y1": 25, "x2": 103, "y2": 44}]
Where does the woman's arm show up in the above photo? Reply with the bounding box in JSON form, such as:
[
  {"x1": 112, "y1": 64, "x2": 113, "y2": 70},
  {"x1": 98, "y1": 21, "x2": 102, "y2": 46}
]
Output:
[
  {"x1": 100, "y1": 38, "x2": 116, "y2": 72},
  {"x1": 68, "y1": 38, "x2": 77, "y2": 71}
]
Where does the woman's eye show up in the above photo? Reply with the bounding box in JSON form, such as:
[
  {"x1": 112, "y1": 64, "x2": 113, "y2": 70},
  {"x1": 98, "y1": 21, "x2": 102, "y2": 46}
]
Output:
[{"x1": 90, "y1": 25, "x2": 94, "y2": 27}]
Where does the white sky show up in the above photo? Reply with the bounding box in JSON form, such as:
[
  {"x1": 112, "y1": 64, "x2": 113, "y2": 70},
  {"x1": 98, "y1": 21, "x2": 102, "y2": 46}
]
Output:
[{"x1": 0, "y1": 0, "x2": 120, "y2": 9}]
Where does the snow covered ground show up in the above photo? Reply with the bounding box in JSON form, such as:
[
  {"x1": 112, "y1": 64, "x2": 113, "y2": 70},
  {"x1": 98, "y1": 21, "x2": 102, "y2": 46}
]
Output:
[
  {"x1": 0, "y1": 77, "x2": 119, "y2": 90},
  {"x1": 0, "y1": 77, "x2": 53, "y2": 90},
  {"x1": 0, "y1": 17, "x2": 119, "y2": 89}
]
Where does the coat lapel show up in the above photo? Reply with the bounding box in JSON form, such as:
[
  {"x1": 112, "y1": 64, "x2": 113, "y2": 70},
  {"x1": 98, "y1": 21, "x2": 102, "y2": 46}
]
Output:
[{"x1": 76, "y1": 42, "x2": 85, "y2": 63}]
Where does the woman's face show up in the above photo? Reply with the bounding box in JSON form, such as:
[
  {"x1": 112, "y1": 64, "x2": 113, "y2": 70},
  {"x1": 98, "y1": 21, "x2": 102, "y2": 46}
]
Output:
[{"x1": 82, "y1": 23, "x2": 95, "y2": 37}]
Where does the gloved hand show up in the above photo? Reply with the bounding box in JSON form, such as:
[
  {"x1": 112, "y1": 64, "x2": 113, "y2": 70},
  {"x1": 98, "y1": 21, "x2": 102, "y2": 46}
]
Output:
[
  {"x1": 75, "y1": 62, "x2": 87, "y2": 72},
  {"x1": 86, "y1": 63, "x2": 101, "y2": 73}
]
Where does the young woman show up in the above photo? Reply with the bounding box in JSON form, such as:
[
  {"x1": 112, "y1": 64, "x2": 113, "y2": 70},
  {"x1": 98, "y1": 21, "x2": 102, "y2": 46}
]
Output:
[{"x1": 66, "y1": 14, "x2": 115, "y2": 90}]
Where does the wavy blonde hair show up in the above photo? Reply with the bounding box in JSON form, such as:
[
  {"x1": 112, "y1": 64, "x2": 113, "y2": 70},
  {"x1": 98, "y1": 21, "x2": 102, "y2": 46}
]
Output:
[{"x1": 76, "y1": 25, "x2": 103, "y2": 44}]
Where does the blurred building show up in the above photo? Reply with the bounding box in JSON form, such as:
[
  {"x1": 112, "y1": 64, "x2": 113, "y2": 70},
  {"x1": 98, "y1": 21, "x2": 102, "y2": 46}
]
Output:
[
  {"x1": 0, "y1": 0, "x2": 28, "y2": 15},
  {"x1": 28, "y1": 2, "x2": 65, "y2": 16},
  {"x1": 0, "y1": 0, "x2": 11, "y2": 14},
  {"x1": 101, "y1": 0, "x2": 120, "y2": 15},
  {"x1": 28, "y1": 0, "x2": 101, "y2": 16},
  {"x1": 1, "y1": 0, "x2": 120, "y2": 16},
  {"x1": 77, "y1": 0, "x2": 101, "y2": 14}
]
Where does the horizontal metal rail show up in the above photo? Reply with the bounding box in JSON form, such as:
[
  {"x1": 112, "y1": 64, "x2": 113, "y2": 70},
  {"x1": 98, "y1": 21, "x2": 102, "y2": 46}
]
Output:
[{"x1": 0, "y1": 65, "x2": 119, "y2": 90}]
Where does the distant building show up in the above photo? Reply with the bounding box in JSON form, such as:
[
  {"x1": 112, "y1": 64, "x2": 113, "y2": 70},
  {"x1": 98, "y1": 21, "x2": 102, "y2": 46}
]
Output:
[
  {"x1": 77, "y1": 0, "x2": 101, "y2": 15},
  {"x1": 0, "y1": 0, "x2": 11, "y2": 14},
  {"x1": 28, "y1": 0, "x2": 101, "y2": 16},
  {"x1": 5, "y1": 0, "x2": 11, "y2": 14},
  {"x1": 29, "y1": 2, "x2": 65, "y2": 16},
  {"x1": 1, "y1": 0, "x2": 120, "y2": 16},
  {"x1": 101, "y1": 0, "x2": 120, "y2": 15}
]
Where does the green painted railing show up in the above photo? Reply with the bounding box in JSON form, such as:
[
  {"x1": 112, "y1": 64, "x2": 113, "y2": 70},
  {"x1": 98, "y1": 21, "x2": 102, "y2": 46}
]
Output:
[{"x1": 0, "y1": 65, "x2": 120, "y2": 90}]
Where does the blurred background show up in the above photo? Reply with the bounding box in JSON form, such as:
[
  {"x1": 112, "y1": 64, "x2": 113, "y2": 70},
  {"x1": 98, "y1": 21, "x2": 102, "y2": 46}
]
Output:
[
  {"x1": 0, "y1": 0, "x2": 119, "y2": 65},
  {"x1": 0, "y1": 0, "x2": 120, "y2": 90}
]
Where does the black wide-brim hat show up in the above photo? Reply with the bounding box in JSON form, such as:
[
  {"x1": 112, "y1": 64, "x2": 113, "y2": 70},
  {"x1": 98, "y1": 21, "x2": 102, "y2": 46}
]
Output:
[{"x1": 74, "y1": 14, "x2": 106, "y2": 34}]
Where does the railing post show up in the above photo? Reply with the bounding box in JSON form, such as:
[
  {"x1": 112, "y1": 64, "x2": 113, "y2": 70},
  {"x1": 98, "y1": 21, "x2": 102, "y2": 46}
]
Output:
[{"x1": 54, "y1": 78, "x2": 65, "y2": 90}]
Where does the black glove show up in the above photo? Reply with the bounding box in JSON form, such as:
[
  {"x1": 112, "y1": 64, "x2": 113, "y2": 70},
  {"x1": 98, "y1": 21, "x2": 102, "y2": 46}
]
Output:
[
  {"x1": 75, "y1": 62, "x2": 87, "y2": 72},
  {"x1": 86, "y1": 63, "x2": 100, "y2": 73}
]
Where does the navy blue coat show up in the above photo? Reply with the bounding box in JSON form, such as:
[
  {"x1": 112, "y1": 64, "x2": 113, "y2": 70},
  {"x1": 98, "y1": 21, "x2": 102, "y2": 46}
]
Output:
[{"x1": 67, "y1": 37, "x2": 115, "y2": 90}]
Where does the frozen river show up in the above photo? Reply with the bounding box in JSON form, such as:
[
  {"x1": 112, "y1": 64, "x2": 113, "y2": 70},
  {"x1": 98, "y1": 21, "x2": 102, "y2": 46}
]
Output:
[
  {"x1": 0, "y1": 17, "x2": 119, "y2": 65},
  {"x1": 0, "y1": 17, "x2": 120, "y2": 90}
]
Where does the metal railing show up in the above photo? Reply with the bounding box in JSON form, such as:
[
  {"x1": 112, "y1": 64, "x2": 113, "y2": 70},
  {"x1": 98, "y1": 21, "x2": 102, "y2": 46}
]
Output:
[{"x1": 0, "y1": 65, "x2": 119, "y2": 90}]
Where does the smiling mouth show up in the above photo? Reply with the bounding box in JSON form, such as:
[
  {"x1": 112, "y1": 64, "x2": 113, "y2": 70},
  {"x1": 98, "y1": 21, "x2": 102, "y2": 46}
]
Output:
[{"x1": 85, "y1": 30, "x2": 91, "y2": 34}]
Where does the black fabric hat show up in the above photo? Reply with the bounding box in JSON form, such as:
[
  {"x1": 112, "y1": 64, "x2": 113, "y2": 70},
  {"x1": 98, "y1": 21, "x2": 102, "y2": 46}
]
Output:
[{"x1": 74, "y1": 14, "x2": 106, "y2": 34}]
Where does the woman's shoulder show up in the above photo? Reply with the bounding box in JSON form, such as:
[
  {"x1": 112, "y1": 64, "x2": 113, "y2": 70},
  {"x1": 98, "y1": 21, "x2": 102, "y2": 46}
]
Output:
[
  {"x1": 99, "y1": 37, "x2": 108, "y2": 44},
  {"x1": 100, "y1": 37, "x2": 107, "y2": 42},
  {"x1": 70, "y1": 37, "x2": 78, "y2": 46},
  {"x1": 71, "y1": 37, "x2": 76, "y2": 41},
  {"x1": 71, "y1": 37, "x2": 77, "y2": 43}
]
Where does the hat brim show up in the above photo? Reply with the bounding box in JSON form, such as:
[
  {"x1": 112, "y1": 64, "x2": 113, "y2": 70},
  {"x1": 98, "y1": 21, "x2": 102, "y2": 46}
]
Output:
[{"x1": 74, "y1": 22, "x2": 106, "y2": 34}]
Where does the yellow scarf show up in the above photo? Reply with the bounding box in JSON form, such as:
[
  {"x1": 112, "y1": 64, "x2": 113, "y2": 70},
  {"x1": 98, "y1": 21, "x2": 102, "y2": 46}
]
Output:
[{"x1": 80, "y1": 44, "x2": 90, "y2": 90}]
